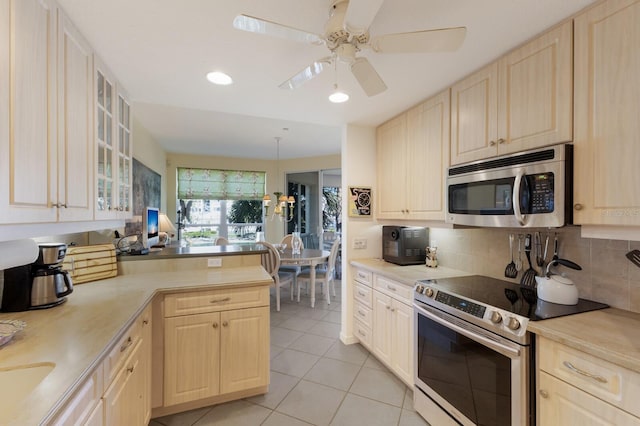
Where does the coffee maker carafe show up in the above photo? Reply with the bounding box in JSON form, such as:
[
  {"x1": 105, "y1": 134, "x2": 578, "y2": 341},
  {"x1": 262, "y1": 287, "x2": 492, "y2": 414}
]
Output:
[{"x1": 30, "y1": 243, "x2": 73, "y2": 309}]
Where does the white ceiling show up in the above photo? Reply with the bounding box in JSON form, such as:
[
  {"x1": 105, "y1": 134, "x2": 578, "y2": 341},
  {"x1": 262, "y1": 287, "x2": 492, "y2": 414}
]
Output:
[{"x1": 57, "y1": 0, "x2": 596, "y2": 160}]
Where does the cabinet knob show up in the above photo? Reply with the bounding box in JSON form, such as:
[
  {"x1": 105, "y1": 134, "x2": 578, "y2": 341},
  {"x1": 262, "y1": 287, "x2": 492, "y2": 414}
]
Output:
[
  {"x1": 222, "y1": 321, "x2": 229, "y2": 327},
  {"x1": 386, "y1": 305, "x2": 391, "y2": 310},
  {"x1": 497, "y1": 138, "x2": 505, "y2": 144},
  {"x1": 212, "y1": 322, "x2": 218, "y2": 329},
  {"x1": 142, "y1": 319, "x2": 149, "y2": 326},
  {"x1": 539, "y1": 389, "x2": 549, "y2": 399},
  {"x1": 127, "y1": 366, "x2": 135, "y2": 374},
  {"x1": 120, "y1": 336, "x2": 133, "y2": 352},
  {"x1": 489, "y1": 140, "x2": 496, "y2": 146},
  {"x1": 574, "y1": 203, "x2": 583, "y2": 211}
]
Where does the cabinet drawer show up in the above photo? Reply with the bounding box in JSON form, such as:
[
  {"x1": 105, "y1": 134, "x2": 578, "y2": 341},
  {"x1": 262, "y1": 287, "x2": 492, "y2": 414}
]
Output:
[
  {"x1": 104, "y1": 317, "x2": 142, "y2": 385},
  {"x1": 353, "y1": 318, "x2": 372, "y2": 349},
  {"x1": 164, "y1": 285, "x2": 269, "y2": 317},
  {"x1": 353, "y1": 301, "x2": 372, "y2": 329},
  {"x1": 538, "y1": 336, "x2": 640, "y2": 418},
  {"x1": 374, "y1": 275, "x2": 412, "y2": 303},
  {"x1": 354, "y1": 269, "x2": 372, "y2": 286},
  {"x1": 50, "y1": 362, "x2": 104, "y2": 426},
  {"x1": 354, "y1": 282, "x2": 372, "y2": 308}
]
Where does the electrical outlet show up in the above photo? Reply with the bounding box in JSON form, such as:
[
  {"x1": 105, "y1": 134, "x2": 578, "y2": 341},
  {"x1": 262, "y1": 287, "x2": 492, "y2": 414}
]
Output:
[
  {"x1": 207, "y1": 258, "x2": 222, "y2": 267},
  {"x1": 353, "y1": 238, "x2": 367, "y2": 249}
]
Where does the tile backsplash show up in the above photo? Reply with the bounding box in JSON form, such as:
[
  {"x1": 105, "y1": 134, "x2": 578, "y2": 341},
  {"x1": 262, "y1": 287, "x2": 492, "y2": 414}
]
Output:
[{"x1": 430, "y1": 226, "x2": 640, "y2": 313}]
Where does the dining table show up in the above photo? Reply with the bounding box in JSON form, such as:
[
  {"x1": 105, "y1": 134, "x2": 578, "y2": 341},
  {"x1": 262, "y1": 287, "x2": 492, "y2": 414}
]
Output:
[{"x1": 278, "y1": 247, "x2": 330, "y2": 308}]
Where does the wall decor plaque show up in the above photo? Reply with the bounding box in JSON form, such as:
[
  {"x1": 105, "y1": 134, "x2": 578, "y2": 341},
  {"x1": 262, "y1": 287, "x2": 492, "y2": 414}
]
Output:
[{"x1": 348, "y1": 186, "x2": 372, "y2": 217}]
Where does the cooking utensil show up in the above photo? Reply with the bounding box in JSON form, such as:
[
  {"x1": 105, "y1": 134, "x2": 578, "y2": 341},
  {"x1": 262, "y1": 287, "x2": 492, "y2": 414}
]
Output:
[
  {"x1": 543, "y1": 234, "x2": 550, "y2": 264},
  {"x1": 504, "y1": 234, "x2": 518, "y2": 278},
  {"x1": 626, "y1": 250, "x2": 640, "y2": 268},
  {"x1": 535, "y1": 232, "x2": 543, "y2": 267},
  {"x1": 515, "y1": 235, "x2": 523, "y2": 271},
  {"x1": 552, "y1": 233, "x2": 559, "y2": 261},
  {"x1": 520, "y1": 234, "x2": 537, "y2": 288}
]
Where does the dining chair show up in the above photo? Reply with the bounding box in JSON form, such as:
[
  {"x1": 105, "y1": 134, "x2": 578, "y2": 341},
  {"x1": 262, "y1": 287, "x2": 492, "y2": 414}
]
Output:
[
  {"x1": 259, "y1": 241, "x2": 294, "y2": 312},
  {"x1": 279, "y1": 234, "x2": 305, "y2": 286},
  {"x1": 214, "y1": 236, "x2": 228, "y2": 245},
  {"x1": 296, "y1": 237, "x2": 340, "y2": 305}
]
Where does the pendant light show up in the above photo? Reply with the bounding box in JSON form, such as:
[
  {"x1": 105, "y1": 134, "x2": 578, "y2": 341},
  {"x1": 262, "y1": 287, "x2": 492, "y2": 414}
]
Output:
[{"x1": 263, "y1": 137, "x2": 295, "y2": 221}]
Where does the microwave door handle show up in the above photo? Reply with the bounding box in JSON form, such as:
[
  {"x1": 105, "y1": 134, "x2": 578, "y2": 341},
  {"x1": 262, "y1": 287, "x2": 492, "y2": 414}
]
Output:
[{"x1": 513, "y1": 171, "x2": 526, "y2": 226}]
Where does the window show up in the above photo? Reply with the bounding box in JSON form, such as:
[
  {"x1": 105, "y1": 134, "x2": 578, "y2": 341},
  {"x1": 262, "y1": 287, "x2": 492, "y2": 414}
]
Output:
[{"x1": 177, "y1": 168, "x2": 265, "y2": 244}]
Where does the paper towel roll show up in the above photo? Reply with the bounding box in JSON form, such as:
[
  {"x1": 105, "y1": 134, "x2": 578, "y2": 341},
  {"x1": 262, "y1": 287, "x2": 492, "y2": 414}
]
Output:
[{"x1": 0, "y1": 239, "x2": 39, "y2": 270}]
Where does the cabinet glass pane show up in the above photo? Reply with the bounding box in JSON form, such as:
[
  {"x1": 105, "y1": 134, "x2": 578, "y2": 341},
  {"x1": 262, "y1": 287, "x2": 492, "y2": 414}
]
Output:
[
  {"x1": 125, "y1": 132, "x2": 130, "y2": 154},
  {"x1": 97, "y1": 72, "x2": 104, "y2": 107},
  {"x1": 125, "y1": 103, "x2": 130, "y2": 128},
  {"x1": 98, "y1": 147, "x2": 104, "y2": 176},
  {"x1": 124, "y1": 159, "x2": 130, "y2": 184},
  {"x1": 106, "y1": 182, "x2": 112, "y2": 210},
  {"x1": 97, "y1": 179, "x2": 104, "y2": 211},
  {"x1": 106, "y1": 81, "x2": 112, "y2": 111},
  {"x1": 123, "y1": 187, "x2": 130, "y2": 210},
  {"x1": 97, "y1": 109, "x2": 104, "y2": 141},
  {"x1": 106, "y1": 116, "x2": 112, "y2": 146},
  {"x1": 119, "y1": 97, "x2": 124, "y2": 124},
  {"x1": 119, "y1": 127, "x2": 124, "y2": 153},
  {"x1": 106, "y1": 147, "x2": 112, "y2": 178},
  {"x1": 119, "y1": 156, "x2": 124, "y2": 180}
]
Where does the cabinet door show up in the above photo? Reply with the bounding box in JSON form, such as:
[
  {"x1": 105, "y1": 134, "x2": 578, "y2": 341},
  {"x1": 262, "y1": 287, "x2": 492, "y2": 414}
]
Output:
[
  {"x1": 115, "y1": 87, "x2": 132, "y2": 218},
  {"x1": 573, "y1": 0, "x2": 640, "y2": 225},
  {"x1": 498, "y1": 20, "x2": 573, "y2": 154},
  {"x1": 164, "y1": 312, "x2": 220, "y2": 406},
  {"x1": 0, "y1": 0, "x2": 58, "y2": 223},
  {"x1": 84, "y1": 399, "x2": 104, "y2": 426},
  {"x1": 94, "y1": 55, "x2": 118, "y2": 220},
  {"x1": 376, "y1": 114, "x2": 407, "y2": 219},
  {"x1": 391, "y1": 300, "x2": 413, "y2": 385},
  {"x1": 450, "y1": 63, "x2": 499, "y2": 165},
  {"x1": 538, "y1": 371, "x2": 640, "y2": 426},
  {"x1": 372, "y1": 291, "x2": 392, "y2": 366},
  {"x1": 406, "y1": 90, "x2": 450, "y2": 220},
  {"x1": 104, "y1": 340, "x2": 144, "y2": 426},
  {"x1": 219, "y1": 307, "x2": 269, "y2": 394},
  {"x1": 57, "y1": 9, "x2": 94, "y2": 222}
]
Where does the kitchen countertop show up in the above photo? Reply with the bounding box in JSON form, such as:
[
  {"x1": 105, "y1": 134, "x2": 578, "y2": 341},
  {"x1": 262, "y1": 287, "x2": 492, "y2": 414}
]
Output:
[
  {"x1": 0, "y1": 265, "x2": 271, "y2": 426},
  {"x1": 350, "y1": 258, "x2": 471, "y2": 286},
  {"x1": 352, "y1": 258, "x2": 640, "y2": 374},
  {"x1": 117, "y1": 243, "x2": 267, "y2": 261}
]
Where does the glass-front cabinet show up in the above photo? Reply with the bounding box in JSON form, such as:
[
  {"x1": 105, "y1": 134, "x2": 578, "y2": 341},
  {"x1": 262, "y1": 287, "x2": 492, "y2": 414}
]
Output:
[{"x1": 94, "y1": 55, "x2": 132, "y2": 220}]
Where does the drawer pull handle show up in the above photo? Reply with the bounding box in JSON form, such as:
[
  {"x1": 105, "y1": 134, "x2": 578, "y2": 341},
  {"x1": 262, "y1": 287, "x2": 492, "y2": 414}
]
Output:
[
  {"x1": 120, "y1": 337, "x2": 133, "y2": 352},
  {"x1": 358, "y1": 291, "x2": 366, "y2": 297},
  {"x1": 210, "y1": 297, "x2": 231, "y2": 304},
  {"x1": 358, "y1": 330, "x2": 366, "y2": 337},
  {"x1": 386, "y1": 285, "x2": 396, "y2": 291},
  {"x1": 142, "y1": 319, "x2": 149, "y2": 326},
  {"x1": 127, "y1": 366, "x2": 134, "y2": 373},
  {"x1": 563, "y1": 361, "x2": 608, "y2": 383},
  {"x1": 358, "y1": 310, "x2": 365, "y2": 317}
]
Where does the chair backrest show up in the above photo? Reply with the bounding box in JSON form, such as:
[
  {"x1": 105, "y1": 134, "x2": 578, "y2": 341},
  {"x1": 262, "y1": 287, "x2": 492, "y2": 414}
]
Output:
[
  {"x1": 214, "y1": 236, "x2": 229, "y2": 245},
  {"x1": 259, "y1": 241, "x2": 280, "y2": 279},
  {"x1": 327, "y1": 237, "x2": 341, "y2": 275},
  {"x1": 280, "y1": 234, "x2": 304, "y2": 250}
]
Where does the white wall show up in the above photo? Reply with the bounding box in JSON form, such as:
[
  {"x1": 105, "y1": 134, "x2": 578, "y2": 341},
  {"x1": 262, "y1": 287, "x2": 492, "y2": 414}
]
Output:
[{"x1": 340, "y1": 124, "x2": 379, "y2": 343}]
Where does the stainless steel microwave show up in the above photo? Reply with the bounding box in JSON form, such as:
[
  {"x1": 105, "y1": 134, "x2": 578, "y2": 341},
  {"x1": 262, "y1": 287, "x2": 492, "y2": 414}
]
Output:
[{"x1": 446, "y1": 144, "x2": 573, "y2": 228}]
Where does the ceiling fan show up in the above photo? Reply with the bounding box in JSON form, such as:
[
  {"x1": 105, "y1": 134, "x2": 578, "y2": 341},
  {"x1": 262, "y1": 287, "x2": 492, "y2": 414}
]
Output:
[{"x1": 233, "y1": 0, "x2": 466, "y2": 97}]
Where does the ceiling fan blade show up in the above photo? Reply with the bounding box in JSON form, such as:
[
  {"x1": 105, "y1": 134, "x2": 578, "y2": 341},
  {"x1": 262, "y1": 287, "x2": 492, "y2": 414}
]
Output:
[
  {"x1": 350, "y1": 57, "x2": 387, "y2": 97},
  {"x1": 279, "y1": 58, "x2": 332, "y2": 90},
  {"x1": 371, "y1": 27, "x2": 467, "y2": 53},
  {"x1": 344, "y1": 0, "x2": 385, "y2": 36},
  {"x1": 233, "y1": 14, "x2": 322, "y2": 45}
]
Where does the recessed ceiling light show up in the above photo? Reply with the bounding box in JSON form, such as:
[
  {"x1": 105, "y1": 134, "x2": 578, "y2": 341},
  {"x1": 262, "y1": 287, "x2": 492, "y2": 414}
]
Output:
[{"x1": 206, "y1": 71, "x2": 233, "y2": 85}]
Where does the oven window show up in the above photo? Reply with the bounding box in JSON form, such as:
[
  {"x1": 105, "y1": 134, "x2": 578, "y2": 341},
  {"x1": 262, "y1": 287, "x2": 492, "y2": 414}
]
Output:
[{"x1": 417, "y1": 314, "x2": 512, "y2": 425}]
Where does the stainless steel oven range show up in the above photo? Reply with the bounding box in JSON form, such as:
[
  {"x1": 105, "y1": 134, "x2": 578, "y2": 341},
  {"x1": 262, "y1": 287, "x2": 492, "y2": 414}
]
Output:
[{"x1": 413, "y1": 275, "x2": 608, "y2": 426}]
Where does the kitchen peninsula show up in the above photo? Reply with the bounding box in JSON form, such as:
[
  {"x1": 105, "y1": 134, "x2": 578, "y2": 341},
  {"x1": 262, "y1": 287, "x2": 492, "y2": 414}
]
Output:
[{"x1": 0, "y1": 245, "x2": 272, "y2": 426}]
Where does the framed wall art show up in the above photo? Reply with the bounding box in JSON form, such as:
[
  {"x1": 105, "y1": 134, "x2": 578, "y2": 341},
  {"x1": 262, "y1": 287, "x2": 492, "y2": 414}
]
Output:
[{"x1": 348, "y1": 186, "x2": 372, "y2": 217}]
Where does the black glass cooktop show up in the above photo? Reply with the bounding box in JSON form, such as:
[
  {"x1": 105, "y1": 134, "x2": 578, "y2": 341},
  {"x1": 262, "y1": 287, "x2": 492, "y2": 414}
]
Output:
[{"x1": 418, "y1": 275, "x2": 609, "y2": 321}]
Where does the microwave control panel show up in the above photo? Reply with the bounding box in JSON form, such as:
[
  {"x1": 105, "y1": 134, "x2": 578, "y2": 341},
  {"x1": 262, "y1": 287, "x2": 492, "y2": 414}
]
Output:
[{"x1": 528, "y1": 172, "x2": 554, "y2": 213}]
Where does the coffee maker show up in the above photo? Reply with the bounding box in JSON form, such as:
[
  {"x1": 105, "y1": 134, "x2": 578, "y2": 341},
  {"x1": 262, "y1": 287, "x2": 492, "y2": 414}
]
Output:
[{"x1": 1, "y1": 243, "x2": 73, "y2": 312}]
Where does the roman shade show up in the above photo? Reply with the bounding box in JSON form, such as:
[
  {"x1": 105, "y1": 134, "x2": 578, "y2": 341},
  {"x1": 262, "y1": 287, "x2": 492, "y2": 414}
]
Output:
[{"x1": 177, "y1": 168, "x2": 266, "y2": 200}]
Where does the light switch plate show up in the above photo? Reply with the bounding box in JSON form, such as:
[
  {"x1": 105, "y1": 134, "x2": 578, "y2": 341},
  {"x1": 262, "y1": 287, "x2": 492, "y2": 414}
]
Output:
[
  {"x1": 207, "y1": 258, "x2": 222, "y2": 267},
  {"x1": 353, "y1": 238, "x2": 367, "y2": 249}
]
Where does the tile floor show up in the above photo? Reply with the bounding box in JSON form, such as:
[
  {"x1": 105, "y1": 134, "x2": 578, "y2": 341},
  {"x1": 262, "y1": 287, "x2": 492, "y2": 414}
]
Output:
[{"x1": 149, "y1": 280, "x2": 430, "y2": 426}]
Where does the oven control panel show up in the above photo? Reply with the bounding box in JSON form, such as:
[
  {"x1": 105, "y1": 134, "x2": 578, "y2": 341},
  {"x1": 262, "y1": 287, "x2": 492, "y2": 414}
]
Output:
[{"x1": 435, "y1": 291, "x2": 486, "y2": 318}]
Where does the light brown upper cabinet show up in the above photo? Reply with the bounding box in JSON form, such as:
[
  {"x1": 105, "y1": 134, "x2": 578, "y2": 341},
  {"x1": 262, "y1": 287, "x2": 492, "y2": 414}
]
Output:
[
  {"x1": 377, "y1": 90, "x2": 450, "y2": 221},
  {"x1": 450, "y1": 21, "x2": 573, "y2": 165},
  {"x1": 573, "y1": 0, "x2": 640, "y2": 226}
]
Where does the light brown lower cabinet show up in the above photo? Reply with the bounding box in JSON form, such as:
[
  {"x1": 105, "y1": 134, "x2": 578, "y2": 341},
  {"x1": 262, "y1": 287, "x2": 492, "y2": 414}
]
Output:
[{"x1": 161, "y1": 286, "x2": 270, "y2": 411}]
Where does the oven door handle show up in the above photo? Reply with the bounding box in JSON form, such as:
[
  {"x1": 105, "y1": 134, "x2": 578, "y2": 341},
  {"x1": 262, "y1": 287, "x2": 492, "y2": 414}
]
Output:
[{"x1": 414, "y1": 303, "x2": 521, "y2": 359}]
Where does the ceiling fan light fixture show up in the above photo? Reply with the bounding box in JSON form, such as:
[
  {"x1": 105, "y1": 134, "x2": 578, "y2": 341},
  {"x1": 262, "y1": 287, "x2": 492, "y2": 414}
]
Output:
[
  {"x1": 206, "y1": 71, "x2": 233, "y2": 85},
  {"x1": 329, "y1": 84, "x2": 349, "y2": 103}
]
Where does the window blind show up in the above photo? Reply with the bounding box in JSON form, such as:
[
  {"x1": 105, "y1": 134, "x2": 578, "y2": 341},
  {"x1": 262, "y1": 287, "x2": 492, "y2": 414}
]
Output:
[{"x1": 177, "y1": 168, "x2": 266, "y2": 200}]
